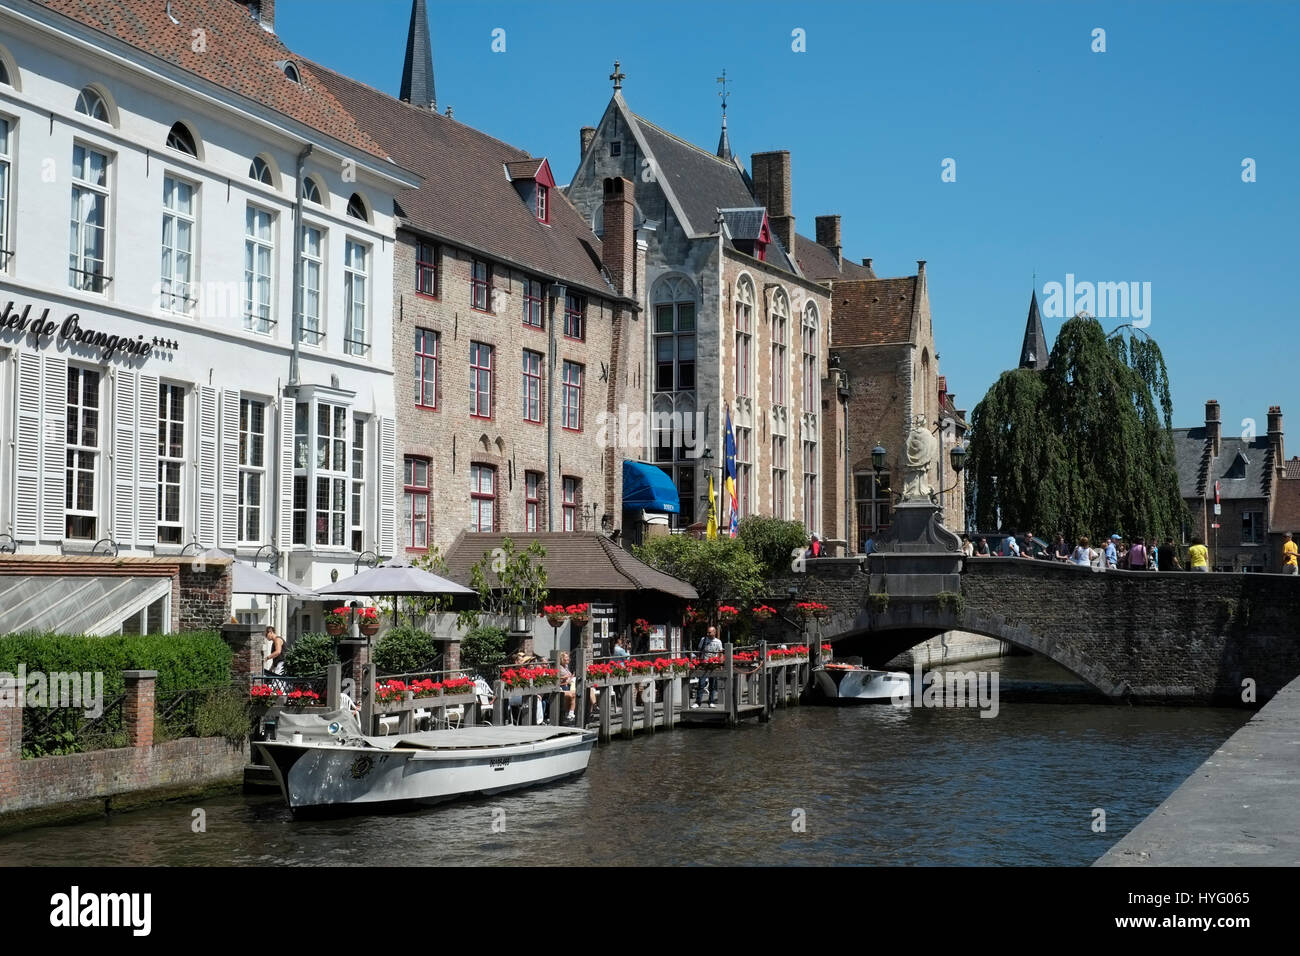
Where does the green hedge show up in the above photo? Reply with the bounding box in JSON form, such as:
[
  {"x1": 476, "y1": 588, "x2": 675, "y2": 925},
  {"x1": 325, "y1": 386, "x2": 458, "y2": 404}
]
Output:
[{"x1": 0, "y1": 631, "x2": 231, "y2": 700}]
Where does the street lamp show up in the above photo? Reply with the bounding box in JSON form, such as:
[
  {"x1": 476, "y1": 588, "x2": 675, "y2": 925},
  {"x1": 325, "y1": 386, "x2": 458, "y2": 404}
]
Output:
[
  {"x1": 871, "y1": 443, "x2": 887, "y2": 473},
  {"x1": 937, "y1": 442, "x2": 968, "y2": 495}
]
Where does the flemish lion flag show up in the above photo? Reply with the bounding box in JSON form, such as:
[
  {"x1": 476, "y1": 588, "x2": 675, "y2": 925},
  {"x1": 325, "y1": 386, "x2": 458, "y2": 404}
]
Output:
[
  {"x1": 724, "y1": 405, "x2": 739, "y2": 538},
  {"x1": 706, "y1": 473, "x2": 718, "y2": 540}
]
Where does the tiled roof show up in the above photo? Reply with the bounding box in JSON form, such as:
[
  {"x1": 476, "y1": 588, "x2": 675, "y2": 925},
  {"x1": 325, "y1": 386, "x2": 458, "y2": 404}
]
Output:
[
  {"x1": 829, "y1": 277, "x2": 918, "y2": 346},
  {"x1": 40, "y1": 0, "x2": 390, "y2": 160},
  {"x1": 796, "y1": 240, "x2": 877, "y2": 283},
  {"x1": 1272, "y1": 479, "x2": 1300, "y2": 533},
  {"x1": 1172, "y1": 429, "x2": 1272, "y2": 500},
  {"x1": 1284, "y1": 458, "x2": 1300, "y2": 480},
  {"x1": 441, "y1": 531, "x2": 698, "y2": 600},
  {"x1": 312, "y1": 62, "x2": 614, "y2": 297}
]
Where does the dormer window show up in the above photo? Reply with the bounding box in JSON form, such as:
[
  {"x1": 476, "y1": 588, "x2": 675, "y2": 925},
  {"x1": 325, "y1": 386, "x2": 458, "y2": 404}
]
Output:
[
  {"x1": 504, "y1": 157, "x2": 557, "y2": 226},
  {"x1": 277, "y1": 60, "x2": 301, "y2": 84},
  {"x1": 536, "y1": 185, "x2": 549, "y2": 224},
  {"x1": 166, "y1": 121, "x2": 198, "y2": 156}
]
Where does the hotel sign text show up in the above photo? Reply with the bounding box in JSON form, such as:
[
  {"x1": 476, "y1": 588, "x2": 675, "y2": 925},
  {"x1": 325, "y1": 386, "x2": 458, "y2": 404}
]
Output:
[{"x1": 0, "y1": 300, "x2": 175, "y2": 360}]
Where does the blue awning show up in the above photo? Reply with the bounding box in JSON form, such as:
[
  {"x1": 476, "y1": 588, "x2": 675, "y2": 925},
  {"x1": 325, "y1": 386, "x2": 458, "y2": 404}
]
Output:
[{"x1": 622, "y1": 460, "x2": 680, "y2": 514}]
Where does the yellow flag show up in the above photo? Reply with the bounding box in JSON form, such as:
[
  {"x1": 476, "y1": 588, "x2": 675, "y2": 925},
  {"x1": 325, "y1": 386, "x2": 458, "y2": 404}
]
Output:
[{"x1": 706, "y1": 473, "x2": 719, "y2": 540}]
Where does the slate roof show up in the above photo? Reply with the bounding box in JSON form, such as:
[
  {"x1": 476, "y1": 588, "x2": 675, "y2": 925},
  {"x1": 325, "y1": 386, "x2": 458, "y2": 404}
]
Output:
[
  {"x1": 1173, "y1": 429, "x2": 1273, "y2": 500},
  {"x1": 829, "y1": 277, "x2": 919, "y2": 347},
  {"x1": 398, "y1": 0, "x2": 435, "y2": 110},
  {"x1": 719, "y1": 207, "x2": 766, "y2": 241},
  {"x1": 441, "y1": 531, "x2": 698, "y2": 600},
  {"x1": 796, "y1": 241, "x2": 877, "y2": 283},
  {"x1": 1020, "y1": 291, "x2": 1049, "y2": 371},
  {"x1": 312, "y1": 63, "x2": 615, "y2": 298},
  {"x1": 40, "y1": 0, "x2": 392, "y2": 161}
]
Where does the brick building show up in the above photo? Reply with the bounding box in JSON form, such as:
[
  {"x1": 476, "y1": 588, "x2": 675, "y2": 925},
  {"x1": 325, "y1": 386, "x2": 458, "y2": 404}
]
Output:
[
  {"x1": 566, "y1": 75, "x2": 871, "y2": 540},
  {"x1": 1175, "y1": 401, "x2": 1288, "y2": 571},
  {"x1": 312, "y1": 6, "x2": 644, "y2": 554},
  {"x1": 826, "y1": 264, "x2": 967, "y2": 552}
]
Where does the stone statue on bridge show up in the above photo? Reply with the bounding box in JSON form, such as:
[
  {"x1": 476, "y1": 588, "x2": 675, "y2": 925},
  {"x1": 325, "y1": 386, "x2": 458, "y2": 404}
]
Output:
[{"x1": 901, "y1": 416, "x2": 937, "y2": 500}]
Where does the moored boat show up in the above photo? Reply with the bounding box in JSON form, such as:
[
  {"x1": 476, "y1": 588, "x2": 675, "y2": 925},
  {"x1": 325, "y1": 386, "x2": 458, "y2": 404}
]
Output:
[
  {"x1": 254, "y1": 709, "x2": 596, "y2": 815},
  {"x1": 812, "y1": 662, "x2": 910, "y2": 704}
]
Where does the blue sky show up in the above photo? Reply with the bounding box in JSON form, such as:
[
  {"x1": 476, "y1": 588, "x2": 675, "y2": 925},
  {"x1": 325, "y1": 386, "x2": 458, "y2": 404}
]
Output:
[{"x1": 280, "y1": 1, "x2": 1299, "y2": 438}]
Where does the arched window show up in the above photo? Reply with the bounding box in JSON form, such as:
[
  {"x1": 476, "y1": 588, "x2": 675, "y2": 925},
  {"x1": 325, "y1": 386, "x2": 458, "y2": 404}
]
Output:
[
  {"x1": 346, "y1": 192, "x2": 368, "y2": 221},
  {"x1": 75, "y1": 87, "x2": 110, "y2": 123},
  {"x1": 801, "y1": 302, "x2": 821, "y2": 534},
  {"x1": 652, "y1": 274, "x2": 696, "y2": 394},
  {"x1": 0, "y1": 60, "x2": 9, "y2": 85},
  {"x1": 279, "y1": 60, "x2": 301, "y2": 84},
  {"x1": 301, "y1": 176, "x2": 322, "y2": 205},
  {"x1": 771, "y1": 289, "x2": 790, "y2": 407},
  {"x1": 249, "y1": 155, "x2": 273, "y2": 185},
  {"x1": 166, "y1": 121, "x2": 198, "y2": 156},
  {"x1": 734, "y1": 275, "x2": 754, "y2": 399}
]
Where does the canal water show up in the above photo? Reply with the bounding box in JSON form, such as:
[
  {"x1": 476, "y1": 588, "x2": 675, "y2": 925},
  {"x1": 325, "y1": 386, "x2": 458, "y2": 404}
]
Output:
[{"x1": 0, "y1": 655, "x2": 1248, "y2": 866}]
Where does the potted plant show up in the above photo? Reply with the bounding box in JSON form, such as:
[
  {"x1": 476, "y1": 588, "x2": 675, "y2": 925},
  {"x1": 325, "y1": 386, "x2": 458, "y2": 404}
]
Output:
[
  {"x1": 357, "y1": 606, "x2": 380, "y2": 637},
  {"x1": 283, "y1": 688, "x2": 323, "y2": 709},
  {"x1": 250, "y1": 683, "x2": 284, "y2": 705},
  {"x1": 632, "y1": 618, "x2": 652, "y2": 641},
  {"x1": 566, "y1": 603, "x2": 590, "y2": 627},
  {"x1": 543, "y1": 604, "x2": 568, "y2": 628},
  {"x1": 717, "y1": 605, "x2": 740, "y2": 625},
  {"x1": 751, "y1": 604, "x2": 777, "y2": 622},
  {"x1": 324, "y1": 607, "x2": 350, "y2": 636}
]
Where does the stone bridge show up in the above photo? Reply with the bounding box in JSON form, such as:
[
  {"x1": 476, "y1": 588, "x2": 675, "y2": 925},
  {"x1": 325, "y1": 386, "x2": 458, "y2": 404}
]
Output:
[{"x1": 772, "y1": 557, "x2": 1300, "y2": 706}]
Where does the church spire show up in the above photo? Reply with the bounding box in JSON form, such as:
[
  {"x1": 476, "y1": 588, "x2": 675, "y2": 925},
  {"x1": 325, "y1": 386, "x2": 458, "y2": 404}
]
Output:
[
  {"x1": 1019, "y1": 288, "x2": 1048, "y2": 371},
  {"x1": 399, "y1": 0, "x2": 436, "y2": 111},
  {"x1": 716, "y1": 69, "x2": 732, "y2": 160}
]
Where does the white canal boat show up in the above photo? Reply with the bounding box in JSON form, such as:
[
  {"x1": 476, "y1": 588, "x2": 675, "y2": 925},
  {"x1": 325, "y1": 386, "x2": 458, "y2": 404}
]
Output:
[
  {"x1": 255, "y1": 709, "x2": 596, "y2": 815},
  {"x1": 812, "y1": 662, "x2": 910, "y2": 704}
]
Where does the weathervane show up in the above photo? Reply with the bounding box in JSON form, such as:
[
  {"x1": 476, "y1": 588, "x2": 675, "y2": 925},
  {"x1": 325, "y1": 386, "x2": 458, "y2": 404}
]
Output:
[
  {"x1": 717, "y1": 68, "x2": 729, "y2": 115},
  {"x1": 610, "y1": 60, "x2": 625, "y2": 91}
]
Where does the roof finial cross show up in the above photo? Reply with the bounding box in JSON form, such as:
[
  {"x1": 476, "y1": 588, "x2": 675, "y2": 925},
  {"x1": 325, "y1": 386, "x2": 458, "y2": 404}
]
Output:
[
  {"x1": 717, "y1": 68, "x2": 730, "y2": 114},
  {"x1": 610, "y1": 60, "x2": 625, "y2": 91}
]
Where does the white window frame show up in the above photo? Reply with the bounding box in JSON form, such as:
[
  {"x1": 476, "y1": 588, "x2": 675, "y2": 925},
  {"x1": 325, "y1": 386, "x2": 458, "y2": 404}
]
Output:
[
  {"x1": 157, "y1": 382, "x2": 186, "y2": 543},
  {"x1": 298, "y1": 223, "x2": 324, "y2": 346},
  {"x1": 244, "y1": 205, "x2": 274, "y2": 333},
  {"x1": 69, "y1": 143, "x2": 110, "y2": 293},
  {"x1": 0, "y1": 116, "x2": 12, "y2": 273},
  {"x1": 351, "y1": 415, "x2": 366, "y2": 552},
  {"x1": 561, "y1": 361, "x2": 583, "y2": 431},
  {"x1": 344, "y1": 238, "x2": 369, "y2": 356},
  {"x1": 403, "y1": 455, "x2": 430, "y2": 550},
  {"x1": 314, "y1": 401, "x2": 348, "y2": 547},
  {"x1": 160, "y1": 174, "x2": 196, "y2": 314},
  {"x1": 238, "y1": 397, "x2": 266, "y2": 544},
  {"x1": 562, "y1": 476, "x2": 578, "y2": 532},
  {"x1": 65, "y1": 365, "x2": 101, "y2": 540},
  {"x1": 735, "y1": 277, "x2": 754, "y2": 398},
  {"x1": 522, "y1": 349, "x2": 542, "y2": 423},
  {"x1": 470, "y1": 464, "x2": 495, "y2": 532}
]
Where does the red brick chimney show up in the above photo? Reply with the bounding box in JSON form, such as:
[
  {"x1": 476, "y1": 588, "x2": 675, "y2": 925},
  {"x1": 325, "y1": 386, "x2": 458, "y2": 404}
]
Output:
[
  {"x1": 602, "y1": 177, "x2": 635, "y2": 298},
  {"x1": 1205, "y1": 399, "x2": 1221, "y2": 457},
  {"x1": 751, "y1": 150, "x2": 794, "y2": 260},
  {"x1": 815, "y1": 215, "x2": 842, "y2": 268},
  {"x1": 1268, "y1": 405, "x2": 1284, "y2": 470},
  {"x1": 243, "y1": 0, "x2": 274, "y2": 31}
]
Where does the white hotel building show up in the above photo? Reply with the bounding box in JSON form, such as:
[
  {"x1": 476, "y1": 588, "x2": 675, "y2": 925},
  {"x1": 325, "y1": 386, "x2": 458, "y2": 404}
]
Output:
[{"x1": 0, "y1": 0, "x2": 417, "y2": 631}]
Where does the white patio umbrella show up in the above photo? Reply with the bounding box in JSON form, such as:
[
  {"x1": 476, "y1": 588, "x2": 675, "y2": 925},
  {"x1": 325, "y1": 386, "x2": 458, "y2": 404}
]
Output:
[
  {"x1": 314, "y1": 558, "x2": 473, "y2": 600},
  {"x1": 196, "y1": 548, "x2": 317, "y2": 597}
]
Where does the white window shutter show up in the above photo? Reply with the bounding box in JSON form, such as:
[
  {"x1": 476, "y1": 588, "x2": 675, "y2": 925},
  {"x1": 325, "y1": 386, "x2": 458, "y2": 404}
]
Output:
[
  {"x1": 277, "y1": 397, "x2": 294, "y2": 550},
  {"x1": 138, "y1": 374, "x2": 159, "y2": 544},
  {"x1": 40, "y1": 355, "x2": 67, "y2": 542},
  {"x1": 14, "y1": 352, "x2": 41, "y2": 541},
  {"x1": 113, "y1": 368, "x2": 139, "y2": 547},
  {"x1": 219, "y1": 389, "x2": 240, "y2": 548},
  {"x1": 379, "y1": 416, "x2": 396, "y2": 558},
  {"x1": 197, "y1": 385, "x2": 219, "y2": 546}
]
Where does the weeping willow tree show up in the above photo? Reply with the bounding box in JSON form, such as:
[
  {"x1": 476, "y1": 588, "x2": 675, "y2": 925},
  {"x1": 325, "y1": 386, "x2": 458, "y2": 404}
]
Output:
[{"x1": 966, "y1": 315, "x2": 1185, "y2": 541}]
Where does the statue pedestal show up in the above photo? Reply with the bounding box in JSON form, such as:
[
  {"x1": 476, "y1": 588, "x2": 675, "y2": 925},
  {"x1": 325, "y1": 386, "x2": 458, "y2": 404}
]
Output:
[{"x1": 867, "y1": 500, "x2": 962, "y2": 597}]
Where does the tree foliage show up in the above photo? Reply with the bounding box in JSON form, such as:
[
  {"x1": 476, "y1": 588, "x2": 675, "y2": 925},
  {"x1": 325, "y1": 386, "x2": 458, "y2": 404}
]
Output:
[
  {"x1": 966, "y1": 315, "x2": 1185, "y2": 541},
  {"x1": 634, "y1": 535, "x2": 763, "y2": 609},
  {"x1": 737, "y1": 516, "x2": 809, "y2": 577}
]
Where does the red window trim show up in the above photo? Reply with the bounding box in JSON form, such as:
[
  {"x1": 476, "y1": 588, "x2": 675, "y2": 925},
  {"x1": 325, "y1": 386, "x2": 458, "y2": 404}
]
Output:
[
  {"x1": 525, "y1": 470, "x2": 542, "y2": 533},
  {"x1": 470, "y1": 340, "x2": 494, "y2": 420},
  {"x1": 561, "y1": 475, "x2": 578, "y2": 531},
  {"x1": 414, "y1": 327, "x2": 438, "y2": 410},
  {"x1": 522, "y1": 278, "x2": 545, "y2": 330},
  {"x1": 415, "y1": 241, "x2": 439, "y2": 300},
  {"x1": 522, "y1": 349, "x2": 543, "y2": 425},
  {"x1": 561, "y1": 360, "x2": 583, "y2": 433},
  {"x1": 403, "y1": 455, "x2": 431, "y2": 551},
  {"x1": 470, "y1": 463, "x2": 497, "y2": 533},
  {"x1": 536, "y1": 185, "x2": 550, "y2": 224},
  {"x1": 470, "y1": 259, "x2": 493, "y2": 314},
  {"x1": 563, "y1": 293, "x2": 586, "y2": 342}
]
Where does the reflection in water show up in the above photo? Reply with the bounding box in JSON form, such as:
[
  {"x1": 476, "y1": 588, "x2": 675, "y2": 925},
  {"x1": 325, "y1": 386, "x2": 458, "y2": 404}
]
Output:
[{"x1": 0, "y1": 657, "x2": 1247, "y2": 866}]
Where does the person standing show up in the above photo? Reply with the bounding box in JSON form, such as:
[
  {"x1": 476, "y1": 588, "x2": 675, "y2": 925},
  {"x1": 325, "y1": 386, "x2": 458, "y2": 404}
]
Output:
[
  {"x1": 264, "y1": 626, "x2": 284, "y2": 676},
  {"x1": 1188, "y1": 536, "x2": 1210, "y2": 572},
  {"x1": 1053, "y1": 533, "x2": 1071, "y2": 562},
  {"x1": 1158, "y1": 537, "x2": 1181, "y2": 572},
  {"x1": 694, "y1": 625, "x2": 722, "y2": 708},
  {"x1": 1282, "y1": 532, "x2": 1298, "y2": 576},
  {"x1": 1128, "y1": 537, "x2": 1148, "y2": 571},
  {"x1": 1069, "y1": 536, "x2": 1093, "y2": 567},
  {"x1": 1105, "y1": 535, "x2": 1120, "y2": 570}
]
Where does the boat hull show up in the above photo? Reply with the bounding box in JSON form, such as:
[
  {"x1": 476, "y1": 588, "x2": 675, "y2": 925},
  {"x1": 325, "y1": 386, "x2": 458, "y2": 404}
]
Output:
[
  {"x1": 255, "y1": 728, "x2": 595, "y2": 815},
  {"x1": 812, "y1": 666, "x2": 909, "y2": 704}
]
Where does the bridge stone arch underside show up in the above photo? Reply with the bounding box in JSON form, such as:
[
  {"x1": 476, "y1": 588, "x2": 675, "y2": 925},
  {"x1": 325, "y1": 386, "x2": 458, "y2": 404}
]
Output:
[{"x1": 777, "y1": 558, "x2": 1300, "y2": 706}]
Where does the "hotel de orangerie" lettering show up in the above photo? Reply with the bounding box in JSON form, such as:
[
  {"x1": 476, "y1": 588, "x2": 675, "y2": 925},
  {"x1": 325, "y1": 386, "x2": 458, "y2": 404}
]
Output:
[{"x1": 0, "y1": 299, "x2": 171, "y2": 361}]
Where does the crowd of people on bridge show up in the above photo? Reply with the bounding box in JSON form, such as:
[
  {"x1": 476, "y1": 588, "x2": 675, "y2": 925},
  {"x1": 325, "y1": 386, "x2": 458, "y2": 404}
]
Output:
[{"x1": 957, "y1": 529, "x2": 1298, "y2": 574}]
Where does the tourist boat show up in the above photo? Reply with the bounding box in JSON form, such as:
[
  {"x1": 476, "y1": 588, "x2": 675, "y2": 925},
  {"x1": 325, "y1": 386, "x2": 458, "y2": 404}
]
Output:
[
  {"x1": 254, "y1": 709, "x2": 596, "y2": 815},
  {"x1": 812, "y1": 662, "x2": 910, "y2": 704}
]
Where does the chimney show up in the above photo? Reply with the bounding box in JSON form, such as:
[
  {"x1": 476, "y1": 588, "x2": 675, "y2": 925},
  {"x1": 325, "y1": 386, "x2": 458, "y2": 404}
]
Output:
[
  {"x1": 602, "y1": 177, "x2": 635, "y2": 297},
  {"x1": 580, "y1": 126, "x2": 597, "y2": 159},
  {"x1": 751, "y1": 150, "x2": 794, "y2": 259},
  {"x1": 1205, "y1": 399, "x2": 1221, "y2": 458},
  {"x1": 245, "y1": 0, "x2": 274, "y2": 32},
  {"x1": 1268, "y1": 405, "x2": 1284, "y2": 470},
  {"x1": 862, "y1": 258, "x2": 872, "y2": 271},
  {"x1": 815, "y1": 215, "x2": 842, "y2": 268}
]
